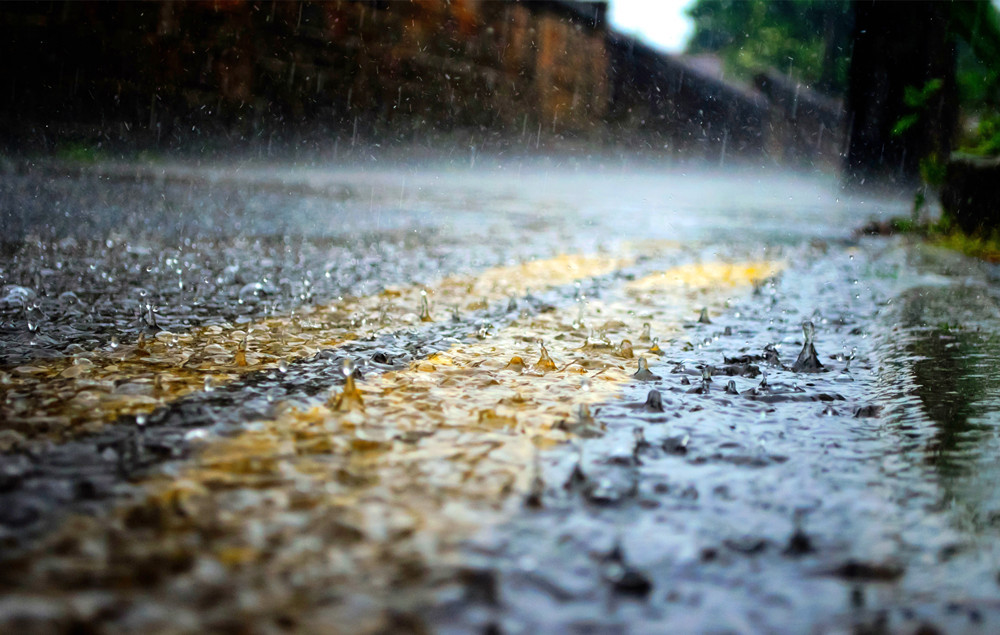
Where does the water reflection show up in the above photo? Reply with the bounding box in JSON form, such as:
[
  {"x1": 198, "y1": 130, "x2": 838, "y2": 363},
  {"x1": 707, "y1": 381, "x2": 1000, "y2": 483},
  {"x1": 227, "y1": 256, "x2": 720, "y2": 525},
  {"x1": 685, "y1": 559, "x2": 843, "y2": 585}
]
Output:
[{"x1": 879, "y1": 284, "x2": 1000, "y2": 529}]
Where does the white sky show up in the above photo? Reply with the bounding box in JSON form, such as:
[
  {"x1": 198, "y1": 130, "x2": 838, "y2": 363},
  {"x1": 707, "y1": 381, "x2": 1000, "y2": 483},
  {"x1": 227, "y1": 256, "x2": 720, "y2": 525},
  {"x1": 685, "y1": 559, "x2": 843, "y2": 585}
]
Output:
[{"x1": 608, "y1": 0, "x2": 697, "y2": 53}]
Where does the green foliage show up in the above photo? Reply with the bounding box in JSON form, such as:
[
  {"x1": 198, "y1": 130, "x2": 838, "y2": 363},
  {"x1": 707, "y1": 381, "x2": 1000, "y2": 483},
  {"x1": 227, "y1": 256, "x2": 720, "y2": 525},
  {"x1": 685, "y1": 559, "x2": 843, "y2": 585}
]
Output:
[
  {"x1": 903, "y1": 79, "x2": 944, "y2": 109},
  {"x1": 892, "y1": 79, "x2": 944, "y2": 138},
  {"x1": 892, "y1": 114, "x2": 920, "y2": 137},
  {"x1": 951, "y1": 1, "x2": 1000, "y2": 157},
  {"x1": 960, "y1": 112, "x2": 1000, "y2": 156},
  {"x1": 685, "y1": 0, "x2": 851, "y2": 95},
  {"x1": 883, "y1": 210, "x2": 1000, "y2": 263},
  {"x1": 55, "y1": 142, "x2": 107, "y2": 164},
  {"x1": 931, "y1": 226, "x2": 1000, "y2": 262},
  {"x1": 919, "y1": 154, "x2": 947, "y2": 187}
]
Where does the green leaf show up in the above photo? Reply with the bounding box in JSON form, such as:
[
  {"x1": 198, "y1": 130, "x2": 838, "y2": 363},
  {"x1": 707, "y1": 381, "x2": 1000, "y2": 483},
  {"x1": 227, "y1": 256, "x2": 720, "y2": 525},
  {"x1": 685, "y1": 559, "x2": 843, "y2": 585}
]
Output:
[{"x1": 892, "y1": 114, "x2": 920, "y2": 137}]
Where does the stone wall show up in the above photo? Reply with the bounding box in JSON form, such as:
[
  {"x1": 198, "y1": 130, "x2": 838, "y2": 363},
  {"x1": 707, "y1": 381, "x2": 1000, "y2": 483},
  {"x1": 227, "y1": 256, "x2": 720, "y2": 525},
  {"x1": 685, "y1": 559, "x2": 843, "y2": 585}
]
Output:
[{"x1": 0, "y1": 0, "x2": 843, "y2": 166}]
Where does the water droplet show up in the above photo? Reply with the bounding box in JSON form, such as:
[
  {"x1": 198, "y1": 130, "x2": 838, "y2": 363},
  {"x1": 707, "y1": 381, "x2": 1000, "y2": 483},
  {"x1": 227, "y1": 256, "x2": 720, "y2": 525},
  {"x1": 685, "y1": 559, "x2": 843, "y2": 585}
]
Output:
[
  {"x1": 504, "y1": 356, "x2": 526, "y2": 373},
  {"x1": 802, "y1": 320, "x2": 815, "y2": 344},
  {"x1": 632, "y1": 357, "x2": 661, "y2": 381},
  {"x1": 136, "y1": 413, "x2": 147, "y2": 426},
  {"x1": 618, "y1": 339, "x2": 634, "y2": 359},
  {"x1": 535, "y1": 341, "x2": 557, "y2": 372},
  {"x1": 234, "y1": 335, "x2": 248, "y2": 366},
  {"x1": 698, "y1": 307, "x2": 712, "y2": 324},
  {"x1": 330, "y1": 358, "x2": 364, "y2": 412},
  {"x1": 278, "y1": 358, "x2": 289, "y2": 373},
  {"x1": 419, "y1": 289, "x2": 433, "y2": 322},
  {"x1": 204, "y1": 376, "x2": 215, "y2": 392},
  {"x1": 572, "y1": 299, "x2": 586, "y2": 330},
  {"x1": 648, "y1": 337, "x2": 663, "y2": 356},
  {"x1": 644, "y1": 389, "x2": 664, "y2": 412},
  {"x1": 640, "y1": 322, "x2": 652, "y2": 342},
  {"x1": 341, "y1": 357, "x2": 356, "y2": 379}
]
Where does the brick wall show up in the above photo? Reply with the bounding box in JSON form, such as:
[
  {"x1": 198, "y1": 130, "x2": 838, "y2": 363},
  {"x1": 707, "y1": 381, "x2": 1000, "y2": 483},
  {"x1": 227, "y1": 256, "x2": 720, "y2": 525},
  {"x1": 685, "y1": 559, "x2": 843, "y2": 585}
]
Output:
[{"x1": 0, "y1": 0, "x2": 842, "y2": 166}]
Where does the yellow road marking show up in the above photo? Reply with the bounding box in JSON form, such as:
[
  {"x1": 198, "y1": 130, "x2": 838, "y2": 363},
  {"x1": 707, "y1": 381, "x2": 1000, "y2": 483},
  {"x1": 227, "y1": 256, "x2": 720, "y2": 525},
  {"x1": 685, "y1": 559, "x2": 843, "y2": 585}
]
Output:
[
  {"x1": 0, "y1": 254, "x2": 630, "y2": 446},
  {"x1": 3, "y1": 260, "x2": 781, "y2": 632}
]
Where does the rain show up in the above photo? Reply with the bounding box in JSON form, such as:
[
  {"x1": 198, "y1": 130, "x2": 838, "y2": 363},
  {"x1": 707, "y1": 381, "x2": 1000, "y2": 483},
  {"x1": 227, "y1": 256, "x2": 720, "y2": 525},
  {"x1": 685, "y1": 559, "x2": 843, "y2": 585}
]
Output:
[{"x1": 3, "y1": 1, "x2": 1000, "y2": 633}]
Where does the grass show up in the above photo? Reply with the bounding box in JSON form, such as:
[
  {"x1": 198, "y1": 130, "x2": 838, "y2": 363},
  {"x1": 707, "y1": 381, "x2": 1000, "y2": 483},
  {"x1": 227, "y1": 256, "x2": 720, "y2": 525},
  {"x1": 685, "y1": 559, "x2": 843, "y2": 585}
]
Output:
[{"x1": 873, "y1": 213, "x2": 1000, "y2": 263}]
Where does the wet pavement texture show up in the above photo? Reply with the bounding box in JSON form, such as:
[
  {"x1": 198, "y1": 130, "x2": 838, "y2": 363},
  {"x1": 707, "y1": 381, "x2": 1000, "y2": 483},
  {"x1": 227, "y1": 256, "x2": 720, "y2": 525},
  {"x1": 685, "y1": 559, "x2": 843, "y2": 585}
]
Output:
[{"x1": 3, "y1": 159, "x2": 1000, "y2": 633}]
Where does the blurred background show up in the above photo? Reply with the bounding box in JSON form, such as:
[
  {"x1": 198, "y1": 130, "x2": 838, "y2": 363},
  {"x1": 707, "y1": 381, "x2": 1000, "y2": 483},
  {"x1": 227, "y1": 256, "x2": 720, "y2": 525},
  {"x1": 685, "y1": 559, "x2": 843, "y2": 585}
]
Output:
[{"x1": 1, "y1": 0, "x2": 999, "y2": 190}]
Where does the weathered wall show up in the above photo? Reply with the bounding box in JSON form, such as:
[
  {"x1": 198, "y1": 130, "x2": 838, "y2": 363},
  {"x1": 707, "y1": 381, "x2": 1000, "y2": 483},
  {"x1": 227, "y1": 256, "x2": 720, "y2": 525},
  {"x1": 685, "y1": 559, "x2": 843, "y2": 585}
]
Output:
[
  {"x1": 0, "y1": 0, "x2": 611, "y2": 152},
  {"x1": 0, "y1": 0, "x2": 842, "y2": 166}
]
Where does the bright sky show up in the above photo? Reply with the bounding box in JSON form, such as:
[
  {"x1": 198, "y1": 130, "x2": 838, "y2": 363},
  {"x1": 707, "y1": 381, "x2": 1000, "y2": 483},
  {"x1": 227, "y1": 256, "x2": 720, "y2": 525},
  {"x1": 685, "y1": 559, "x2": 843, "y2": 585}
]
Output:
[{"x1": 608, "y1": 0, "x2": 697, "y2": 53}]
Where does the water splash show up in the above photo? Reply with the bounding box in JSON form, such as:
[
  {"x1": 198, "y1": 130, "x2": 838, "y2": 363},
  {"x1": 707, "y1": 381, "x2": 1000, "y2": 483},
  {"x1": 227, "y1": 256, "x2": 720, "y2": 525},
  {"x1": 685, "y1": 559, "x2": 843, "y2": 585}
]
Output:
[
  {"x1": 618, "y1": 339, "x2": 634, "y2": 359},
  {"x1": 329, "y1": 358, "x2": 365, "y2": 412},
  {"x1": 648, "y1": 337, "x2": 663, "y2": 356},
  {"x1": 644, "y1": 389, "x2": 665, "y2": 412},
  {"x1": 791, "y1": 320, "x2": 825, "y2": 373},
  {"x1": 233, "y1": 335, "x2": 248, "y2": 367},
  {"x1": 503, "y1": 356, "x2": 526, "y2": 373},
  {"x1": 535, "y1": 341, "x2": 557, "y2": 372},
  {"x1": 640, "y1": 322, "x2": 652, "y2": 342},
  {"x1": 419, "y1": 290, "x2": 433, "y2": 323},
  {"x1": 632, "y1": 357, "x2": 661, "y2": 381}
]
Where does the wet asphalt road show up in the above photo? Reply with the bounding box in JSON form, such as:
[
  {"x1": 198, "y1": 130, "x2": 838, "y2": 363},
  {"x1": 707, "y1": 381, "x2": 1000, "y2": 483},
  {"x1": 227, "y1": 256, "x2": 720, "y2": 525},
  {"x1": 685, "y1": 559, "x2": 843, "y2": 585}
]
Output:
[{"x1": 3, "y1": 158, "x2": 1000, "y2": 633}]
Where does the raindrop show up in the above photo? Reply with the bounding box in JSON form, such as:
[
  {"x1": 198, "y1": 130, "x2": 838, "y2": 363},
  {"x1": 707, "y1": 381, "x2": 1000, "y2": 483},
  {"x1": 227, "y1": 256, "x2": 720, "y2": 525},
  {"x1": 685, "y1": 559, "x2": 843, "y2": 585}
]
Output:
[
  {"x1": 504, "y1": 356, "x2": 526, "y2": 373},
  {"x1": 135, "y1": 413, "x2": 148, "y2": 426},
  {"x1": 725, "y1": 380, "x2": 739, "y2": 395},
  {"x1": 329, "y1": 358, "x2": 364, "y2": 412},
  {"x1": 632, "y1": 357, "x2": 661, "y2": 381},
  {"x1": 204, "y1": 376, "x2": 215, "y2": 392},
  {"x1": 698, "y1": 307, "x2": 712, "y2": 324},
  {"x1": 535, "y1": 341, "x2": 557, "y2": 372},
  {"x1": 640, "y1": 322, "x2": 652, "y2": 342},
  {"x1": 648, "y1": 337, "x2": 663, "y2": 356},
  {"x1": 644, "y1": 389, "x2": 664, "y2": 412},
  {"x1": 419, "y1": 290, "x2": 433, "y2": 322},
  {"x1": 618, "y1": 339, "x2": 634, "y2": 359},
  {"x1": 802, "y1": 320, "x2": 815, "y2": 344},
  {"x1": 792, "y1": 321, "x2": 825, "y2": 373},
  {"x1": 341, "y1": 357, "x2": 356, "y2": 379},
  {"x1": 135, "y1": 332, "x2": 149, "y2": 355},
  {"x1": 572, "y1": 299, "x2": 586, "y2": 330},
  {"x1": 278, "y1": 358, "x2": 289, "y2": 373},
  {"x1": 234, "y1": 335, "x2": 248, "y2": 367}
]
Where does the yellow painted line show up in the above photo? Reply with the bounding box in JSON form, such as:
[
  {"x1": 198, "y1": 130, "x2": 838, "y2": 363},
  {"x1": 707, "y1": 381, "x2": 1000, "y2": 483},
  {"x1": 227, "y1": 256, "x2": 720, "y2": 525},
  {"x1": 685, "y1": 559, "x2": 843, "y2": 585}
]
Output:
[
  {"x1": 0, "y1": 254, "x2": 631, "y2": 447},
  {"x1": 4, "y1": 260, "x2": 781, "y2": 631}
]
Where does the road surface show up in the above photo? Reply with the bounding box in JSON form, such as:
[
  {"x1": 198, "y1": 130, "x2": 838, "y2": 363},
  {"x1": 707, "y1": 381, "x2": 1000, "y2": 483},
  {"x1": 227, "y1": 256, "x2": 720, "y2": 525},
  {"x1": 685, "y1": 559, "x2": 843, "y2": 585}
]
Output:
[{"x1": 3, "y1": 158, "x2": 1000, "y2": 633}]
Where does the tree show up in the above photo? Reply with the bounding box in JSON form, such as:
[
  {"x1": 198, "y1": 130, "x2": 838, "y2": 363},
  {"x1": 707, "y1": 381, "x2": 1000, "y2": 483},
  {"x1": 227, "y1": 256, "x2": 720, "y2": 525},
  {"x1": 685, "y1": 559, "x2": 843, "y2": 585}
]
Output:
[
  {"x1": 843, "y1": 1, "x2": 958, "y2": 188},
  {"x1": 685, "y1": 0, "x2": 852, "y2": 97}
]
